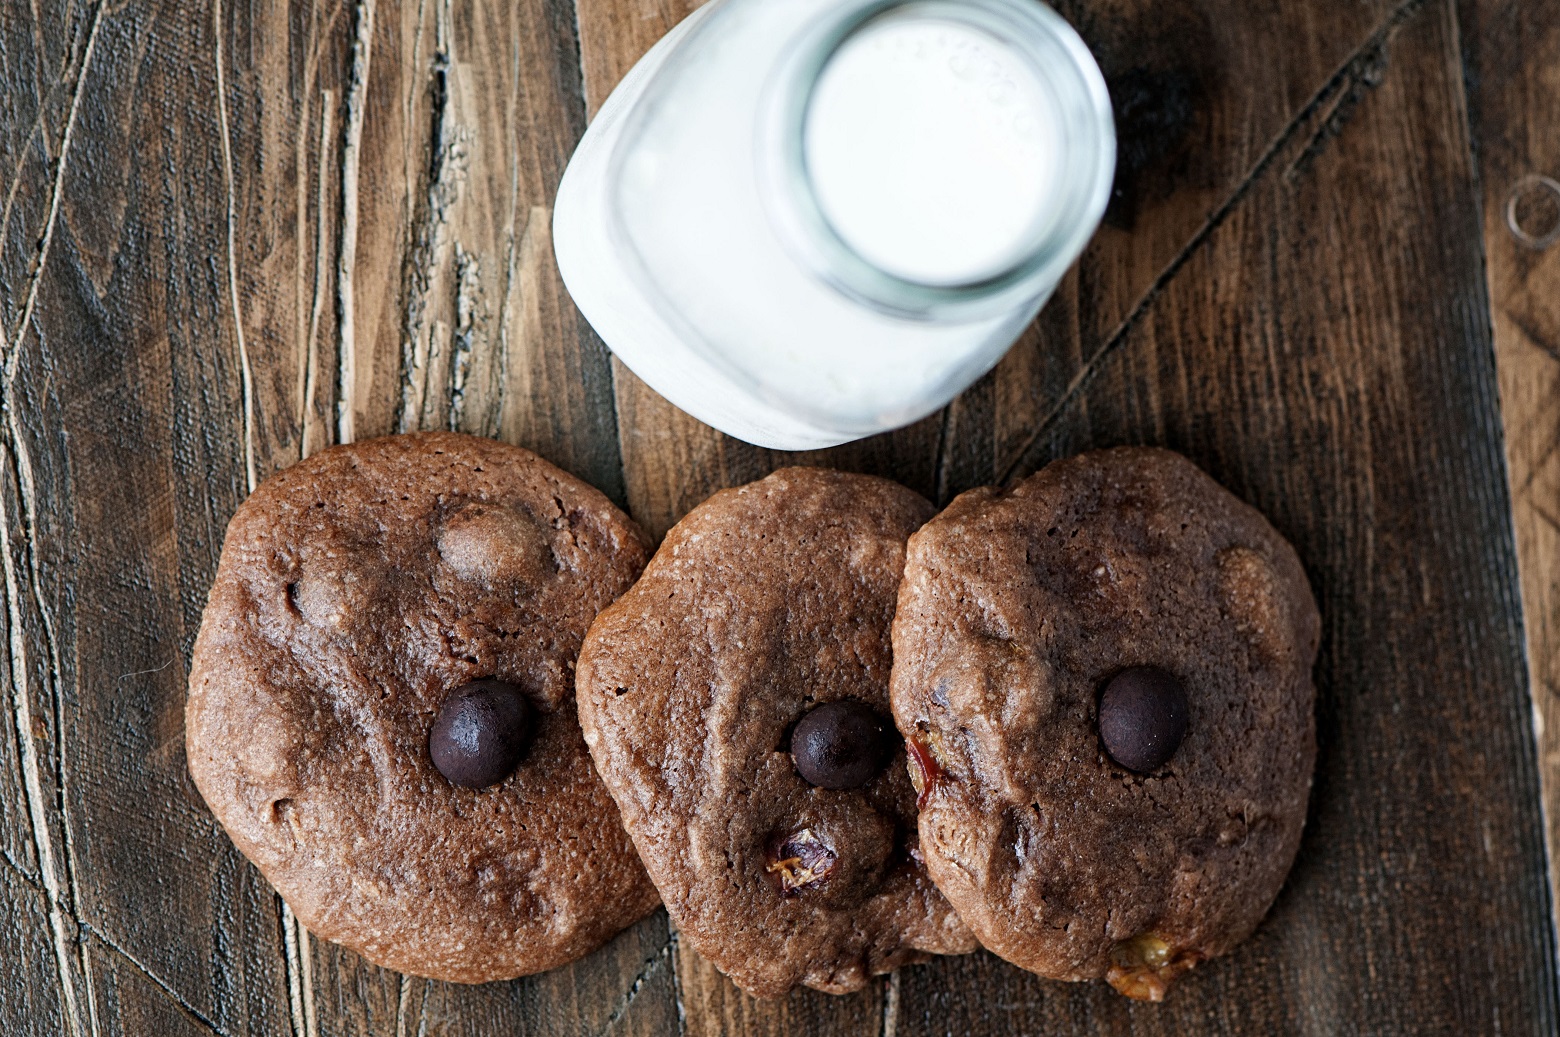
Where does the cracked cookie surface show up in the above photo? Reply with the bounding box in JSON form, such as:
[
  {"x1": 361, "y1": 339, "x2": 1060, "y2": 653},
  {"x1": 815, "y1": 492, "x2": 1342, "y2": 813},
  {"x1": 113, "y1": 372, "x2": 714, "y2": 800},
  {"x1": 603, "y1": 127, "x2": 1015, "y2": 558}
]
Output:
[
  {"x1": 186, "y1": 432, "x2": 658, "y2": 982},
  {"x1": 891, "y1": 447, "x2": 1319, "y2": 1000},
  {"x1": 576, "y1": 468, "x2": 975, "y2": 997}
]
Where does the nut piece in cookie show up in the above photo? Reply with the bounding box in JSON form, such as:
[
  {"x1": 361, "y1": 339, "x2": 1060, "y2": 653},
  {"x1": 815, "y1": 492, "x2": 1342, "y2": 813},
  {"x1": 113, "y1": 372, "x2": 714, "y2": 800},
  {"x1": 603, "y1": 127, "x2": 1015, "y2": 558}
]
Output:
[
  {"x1": 891, "y1": 447, "x2": 1320, "y2": 1000},
  {"x1": 186, "y1": 432, "x2": 659, "y2": 983},
  {"x1": 577, "y1": 468, "x2": 976, "y2": 998}
]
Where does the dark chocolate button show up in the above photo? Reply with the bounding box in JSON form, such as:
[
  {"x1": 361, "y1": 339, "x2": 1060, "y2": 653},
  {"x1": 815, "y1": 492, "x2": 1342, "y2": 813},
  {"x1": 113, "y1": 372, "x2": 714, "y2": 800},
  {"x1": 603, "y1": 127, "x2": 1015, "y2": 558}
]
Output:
[
  {"x1": 430, "y1": 680, "x2": 534, "y2": 788},
  {"x1": 791, "y1": 700, "x2": 892, "y2": 790},
  {"x1": 1098, "y1": 667, "x2": 1189, "y2": 773}
]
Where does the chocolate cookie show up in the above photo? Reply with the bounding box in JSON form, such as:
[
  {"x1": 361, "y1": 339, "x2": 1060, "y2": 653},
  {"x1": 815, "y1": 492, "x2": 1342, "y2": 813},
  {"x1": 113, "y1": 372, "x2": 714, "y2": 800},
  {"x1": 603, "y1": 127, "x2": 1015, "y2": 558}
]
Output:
[
  {"x1": 891, "y1": 447, "x2": 1320, "y2": 1000},
  {"x1": 576, "y1": 468, "x2": 976, "y2": 997},
  {"x1": 186, "y1": 432, "x2": 659, "y2": 983}
]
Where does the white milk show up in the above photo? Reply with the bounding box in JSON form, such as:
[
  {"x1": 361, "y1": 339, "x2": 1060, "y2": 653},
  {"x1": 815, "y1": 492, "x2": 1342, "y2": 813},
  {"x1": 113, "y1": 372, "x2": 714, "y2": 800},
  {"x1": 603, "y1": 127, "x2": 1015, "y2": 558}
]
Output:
[
  {"x1": 553, "y1": 0, "x2": 1113, "y2": 450},
  {"x1": 804, "y1": 16, "x2": 1061, "y2": 287}
]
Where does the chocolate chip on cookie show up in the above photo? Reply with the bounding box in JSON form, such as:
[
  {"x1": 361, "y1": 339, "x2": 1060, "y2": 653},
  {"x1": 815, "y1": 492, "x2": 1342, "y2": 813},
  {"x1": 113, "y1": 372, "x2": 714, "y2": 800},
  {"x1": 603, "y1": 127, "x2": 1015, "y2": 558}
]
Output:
[
  {"x1": 1098, "y1": 667, "x2": 1189, "y2": 774},
  {"x1": 792, "y1": 700, "x2": 894, "y2": 790},
  {"x1": 430, "y1": 680, "x2": 536, "y2": 789},
  {"x1": 186, "y1": 432, "x2": 659, "y2": 983},
  {"x1": 891, "y1": 447, "x2": 1320, "y2": 1001},
  {"x1": 577, "y1": 468, "x2": 976, "y2": 997}
]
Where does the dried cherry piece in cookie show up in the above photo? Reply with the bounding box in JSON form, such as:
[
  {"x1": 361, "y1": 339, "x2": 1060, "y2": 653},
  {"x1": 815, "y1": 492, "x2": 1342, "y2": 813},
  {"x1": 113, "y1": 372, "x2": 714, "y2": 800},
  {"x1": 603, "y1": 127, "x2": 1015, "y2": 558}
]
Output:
[{"x1": 765, "y1": 828, "x2": 839, "y2": 896}]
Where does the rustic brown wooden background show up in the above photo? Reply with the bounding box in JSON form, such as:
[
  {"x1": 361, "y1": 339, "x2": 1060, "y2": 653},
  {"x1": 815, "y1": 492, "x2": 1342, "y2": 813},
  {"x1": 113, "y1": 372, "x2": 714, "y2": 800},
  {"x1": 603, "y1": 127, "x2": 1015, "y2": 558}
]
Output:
[{"x1": 3, "y1": 0, "x2": 1559, "y2": 1033}]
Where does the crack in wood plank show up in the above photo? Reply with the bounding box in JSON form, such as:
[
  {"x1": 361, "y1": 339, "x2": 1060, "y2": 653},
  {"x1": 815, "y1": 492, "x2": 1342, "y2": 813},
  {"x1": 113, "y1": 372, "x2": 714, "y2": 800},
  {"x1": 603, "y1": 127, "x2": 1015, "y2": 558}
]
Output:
[
  {"x1": 590, "y1": 936, "x2": 673, "y2": 1037},
  {"x1": 568, "y1": 0, "x2": 593, "y2": 116},
  {"x1": 996, "y1": 0, "x2": 1432, "y2": 485},
  {"x1": 0, "y1": 436, "x2": 88, "y2": 1037},
  {"x1": 1284, "y1": 26, "x2": 1397, "y2": 182},
  {"x1": 1, "y1": 842, "x2": 42, "y2": 889},
  {"x1": 89, "y1": 928, "x2": 228, "y2": 1037},
  {"x1": 1, "y1": 850, "x2": 226, "y2": 1037},
  {"x1": 280, "y1": 899, "x2": 318, "y2": 1037},
  {"x1": 447, "y1": 245, "x2": 480, "y2": 431},
  {"x1": 3, "y1": 0, "x2": 104, "y2": 368},
  {"x1": 396, "y1": 0, "x2": 464, "y2": 434},
  {"x1": 0, "y1": 104, "x2": 51, "y2": 303},
  {"x1": 302, "y1": 92, "x2": 337, "y2": 461},
  {"x1": 878, "y1": 970, "x2": 900, "y2": 1037},
  {"x1": 337, "y1": 0, "x2": 377, "y2": 446},
  {"x1": 213, "y1": 0, "x2": 257, "y2": 494}
]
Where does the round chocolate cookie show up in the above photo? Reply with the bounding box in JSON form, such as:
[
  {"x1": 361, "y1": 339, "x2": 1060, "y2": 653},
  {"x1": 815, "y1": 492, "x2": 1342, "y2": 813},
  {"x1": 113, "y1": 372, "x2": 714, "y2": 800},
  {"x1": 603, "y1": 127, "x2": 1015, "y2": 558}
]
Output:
[
  {"x1": 891, "y1": 447, "x2": 1320, "y2": 1001},
  {"x1": 576, "y1": 468, "x2": 976, "y2": 997},
  {"x1": 186, "y1": 432, "x2": 659, "y2": 983}
]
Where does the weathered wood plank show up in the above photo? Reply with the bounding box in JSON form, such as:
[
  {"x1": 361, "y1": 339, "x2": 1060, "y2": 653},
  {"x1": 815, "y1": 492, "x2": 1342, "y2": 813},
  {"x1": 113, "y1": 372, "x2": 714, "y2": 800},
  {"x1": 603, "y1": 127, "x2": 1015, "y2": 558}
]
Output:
[
  {"x1": 0, "y1": 855, "x2": 66, "y2": 1034},
  {"x1": 0, "y1": 5, "x2": 248, "y2": 1037},
  {"x1": 0, "y1": 0, "x2": 64, "y2": 914},
  {"x1": 0, "y1": 0, "x2": 117, "y2": 931},
  {"x1": 577, "y1": 0, "x2": 1404, "y2": 537},
  {"x1": 217, "y1": 0, "x2": 662, "y2": 1033},
  {"x1": 0, "y1": 1, "x2": 297, "y2": 1033},
  {"x1": 891, "y1": 2, "x2": 1555, "y2": 1033},
  {"x1": 569, "y1": 0, "x2": 1555, "y2": 1032},
  {"x1": 1461, "y1": 0, "x2": 1560, "y2": 960},
  {"x1": 983, "y1": 0, "x2": 1401, "y2": 489},
  {"x1": 2, "y1": 0, "x2": 1556, "y2": 1032},
  {"x1": 87, "y1": 934, "x2": 226, "y2": 1037},
  {"x1": 0, "y1": 0, "x2": 653, "y2": 1034},
  {"x1": 340, "y1": 0, "x2": 627, "y2": 499}
]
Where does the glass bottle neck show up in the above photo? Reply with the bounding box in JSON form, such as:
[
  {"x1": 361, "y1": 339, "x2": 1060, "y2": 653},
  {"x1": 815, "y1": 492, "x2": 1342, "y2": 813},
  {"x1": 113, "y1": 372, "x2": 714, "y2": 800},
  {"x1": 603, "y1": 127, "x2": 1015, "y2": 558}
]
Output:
[{"x1": 759, "y1": 0, "x2": 1116, "y2": 321}]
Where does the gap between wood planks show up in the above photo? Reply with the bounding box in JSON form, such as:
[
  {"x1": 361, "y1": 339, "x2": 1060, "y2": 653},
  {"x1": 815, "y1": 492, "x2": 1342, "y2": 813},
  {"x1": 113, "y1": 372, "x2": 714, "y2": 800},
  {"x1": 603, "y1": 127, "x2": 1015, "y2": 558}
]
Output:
[
  {"x1": 1466, "y1": 0, "x2": 1560, "y2": 979},
  {"x1": 993, "y1": 0, "x2": 1433, "y2": 486}
]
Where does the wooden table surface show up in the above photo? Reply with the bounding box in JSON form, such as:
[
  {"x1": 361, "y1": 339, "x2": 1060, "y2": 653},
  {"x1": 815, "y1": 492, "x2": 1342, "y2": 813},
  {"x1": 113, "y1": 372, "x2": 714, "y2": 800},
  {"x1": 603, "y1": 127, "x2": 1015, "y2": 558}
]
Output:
[{"x1": 3, "y1": 0, "x2": 1560, "y2": 1033}]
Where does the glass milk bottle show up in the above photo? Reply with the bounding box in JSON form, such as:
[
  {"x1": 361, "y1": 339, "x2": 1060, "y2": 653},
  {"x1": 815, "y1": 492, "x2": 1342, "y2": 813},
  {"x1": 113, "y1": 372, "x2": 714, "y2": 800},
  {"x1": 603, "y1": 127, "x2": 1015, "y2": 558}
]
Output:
[{"x1": 553, "y1": 0, "x2": 1115, "y2": 450}]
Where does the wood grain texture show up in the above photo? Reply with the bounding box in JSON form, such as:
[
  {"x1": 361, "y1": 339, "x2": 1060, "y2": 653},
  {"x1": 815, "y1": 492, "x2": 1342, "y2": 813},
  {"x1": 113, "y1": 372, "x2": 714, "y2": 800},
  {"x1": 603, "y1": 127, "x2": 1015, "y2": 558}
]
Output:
[
  {"x1": 572, "y1": 0, "x2": 1560, "y2": 1032},
  {"x1": 0, "y1": 0, "x2": 1556, "y2": 1033},
  {"x1": 0, "y1": 0, "x2": 657, "y2": 1034},
  {"x1": 216, "y1": 0, "x2": 665, "y2": 1034},
  {"x1": 577, "y1": 0, "x2": 1409, "y2": 538},
  {"x1": 0, "y1": 855, "x2": 66, "y2": 1033},
  {"x1": 896, "y1": 2, "x2": 1558, "y2": 1032},
  {"x1": 1461, "y1": 0, "x2": 1560, "y2": 962}
]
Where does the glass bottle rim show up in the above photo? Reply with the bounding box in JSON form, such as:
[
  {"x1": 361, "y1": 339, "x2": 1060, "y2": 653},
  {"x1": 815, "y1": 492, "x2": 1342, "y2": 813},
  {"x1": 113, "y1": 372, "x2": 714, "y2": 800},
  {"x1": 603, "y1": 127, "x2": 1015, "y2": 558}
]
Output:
[{"x1": 758, "y1": 0, "x2": 1117, "y2": 321}]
